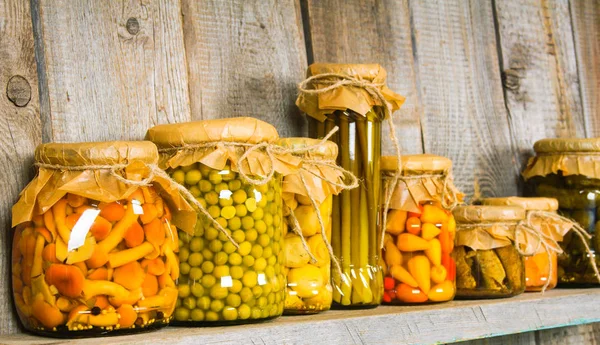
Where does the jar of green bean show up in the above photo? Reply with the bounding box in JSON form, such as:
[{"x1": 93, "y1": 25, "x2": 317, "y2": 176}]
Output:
[
  {"x1": 146, "y1": 118, "x2": 293, "y2": 324},
  {"x1": 296, "y1": 63, "x2": 405, "y2": 307}
]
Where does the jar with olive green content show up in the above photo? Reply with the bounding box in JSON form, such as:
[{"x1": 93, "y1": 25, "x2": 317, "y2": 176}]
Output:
[
  {"x1": 297, "y1": 63, "x2": 405, "y2": 308},
  {"x1": 146, "y1": 118, "x2": 289, "y2": 325}
]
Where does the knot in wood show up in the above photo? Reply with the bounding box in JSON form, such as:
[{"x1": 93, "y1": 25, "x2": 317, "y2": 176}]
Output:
[
  {"x1": 126, "y1": 17, "x2": 140, "y2": 35},
  {"x1": 6, "y1": 75, "x2": 31, "y2": 107}
]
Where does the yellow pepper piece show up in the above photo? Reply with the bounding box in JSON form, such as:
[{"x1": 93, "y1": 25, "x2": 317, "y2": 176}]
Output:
[
  {"x1": 288, "y1": 264, "x2": 323, "y2": 299},
  {"x1": 385, "y1": 210, "x2": 407, "y2": 235},
  {"x1": 389, "y1": 264, "x2": 418, "y2": 287},
  {"x1": 384, "y1": 241, "x2": 402, "y2": 266},
  {"x1": 420, "y1": 204, "x2": 448, "y2": 225},
  {"x1": 397, "y1": 233, "x2": 430, "y2": 252},
  {"x1": 307, "y1": 235, "x2": 330, "y2": 267},
  {"x1": 408, "y1": 255, "x2": 431, "y2": 294},
  {"x1": 427, "y1": 280, "x2": 454, "y2": 302},
  {"x1": 421, "y1": 223, "x2": 441, "y2": 240},
  {"x1": 425, "y1": 238, "x2": 442, "y2": 266},
  {"x1": 430, "y1": 265, "x2": 447, "y2": 284}
]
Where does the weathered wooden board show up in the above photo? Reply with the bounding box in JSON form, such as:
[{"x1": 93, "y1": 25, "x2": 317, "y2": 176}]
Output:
[
  {"x1": 570, "y1": 0, "x2": 600, "y2": 137},
  {"x1": 0, "y1": 0, "x2": 41, "y2": 335},
  {"x1": 2, "y1": 289, "x2": 600, "y2": 345},
  {"x1": 303, "y1": 0, "x2": 424, "y2": 156},
  {"x1": 536, "y1": 323, "x2": 600, "y2": 345},
  {"x1": 493, "y1": 0, "x2": 586, "y2": 172},
  {"x1": 408, "y1": 0, "x2": 516, "y2": 199},
  {"x1": 32, "y1": 0, "x2": 191, "y2": 142},
  {"x1": 181, "y1": 0, "x2": 307, "y2": 137}
]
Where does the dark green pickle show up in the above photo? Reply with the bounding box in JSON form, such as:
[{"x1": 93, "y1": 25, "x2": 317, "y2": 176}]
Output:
[{"x1": 526, "y1": 173, "x2": 600, "y2": 286}]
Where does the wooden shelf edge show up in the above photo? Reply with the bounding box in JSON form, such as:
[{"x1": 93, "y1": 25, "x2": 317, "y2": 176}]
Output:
[{"x1": 2, "y1": 289, "x2": 600, "y2": 345}]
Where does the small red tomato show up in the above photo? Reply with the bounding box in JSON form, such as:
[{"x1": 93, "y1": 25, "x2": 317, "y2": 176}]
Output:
[
  {"x1": 383, "y1": 291, "x2": 393, "y2": 303},
  {"x1": 384, "y1": 277, "x2": 396, "y2": 290}
]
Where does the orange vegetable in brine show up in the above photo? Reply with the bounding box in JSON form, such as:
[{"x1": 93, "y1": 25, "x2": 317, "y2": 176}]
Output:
[
  {"x1": 425, "y1": 238, "x2": 442, "y2": 266},
  {"x1": 397, "y1": 233, "x2": 430, "y2": 252},
  {"x1": 405, "y1": 217, "x2": 421, "y2": 235},
  {"x1": 384, "y1": 241, "x2": 403, "y2": 266},
  {"x1": 395, "y1": 283, "x2": 428, "y2": 303},
  {"x1": 90, "y1": 216, "x2": 112, "y2": 241},
  {"x1": 389, "y1": 264, "x2": 418, "y2": 287},
  {"x1": 407, "y1": 255, "x2": 430, "y2": 294},
  {"x1": 421, "y1": 223, "x2": 441, "y2": 240},
  {"x1": 99, "y1": 202, "x2": 126, "y2": 222},
  {"x1": 386, "y1": 210, "x2": 408, "y2": 235},
  {"x1": 427, "y1": 280, "x2": 454, "y2": 302},
  {"x1": 420, "y1": 204, "x2": 448, "y2": 225},
  {"x1": 45, "y1": 264, "x2": 85, "y2": 298},
  {"x1": 430, "y1": 265, "x2": 447, "y2": 284}
]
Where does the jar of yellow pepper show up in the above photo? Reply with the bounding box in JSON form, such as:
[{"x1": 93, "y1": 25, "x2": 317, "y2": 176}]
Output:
[
  {"x1": 11, "y1": 141, "x2": 194, "y2": 337},
  {"x1": 297, "y1": 63, "x2": 405, "y2": 308},
  {"x1": 380, "y1": 155, "x2": 461, "y2": 304},
  {"x1": 277, "y1": 138, "x2": 355, "y2": 314},
  {"x1": 146, "y1": 118, "x2": 297, "y2": 324}
]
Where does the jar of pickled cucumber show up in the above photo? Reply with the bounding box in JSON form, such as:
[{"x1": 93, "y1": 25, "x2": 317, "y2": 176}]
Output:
[
  {"x1": 11, "y1": 141, "x2": 194, "y2": 337},
  {"x1": 276, "y1": 138, "x2": 351, "y2": 314},
  {"x1": 480, "y1": 197, "x2": 574, "y2": 292},
  {"x1": 146, "y1": 118, "x2": 292, "y2": 324},
  {"x1": 297, "y1": 63, "x2": 405, "y2": 308},
  {"x1": 453, "y1": 206, "x2": 526, "y2": 299},
  {"x1": 523, "y1": 138, "x2": 600, "y2": 286},
  {"x1": 380, "y1": 155, "x2": 461, "y2": 304}
]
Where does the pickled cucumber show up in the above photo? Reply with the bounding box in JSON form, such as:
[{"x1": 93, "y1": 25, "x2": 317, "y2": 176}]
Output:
[{"x1": 169, "y1": 162, "x2": 284, "y2": 323}]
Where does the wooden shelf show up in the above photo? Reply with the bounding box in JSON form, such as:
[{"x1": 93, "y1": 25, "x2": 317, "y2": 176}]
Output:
[{"x1": 2, "y1": 289, "x2": 600, "y2": 345}]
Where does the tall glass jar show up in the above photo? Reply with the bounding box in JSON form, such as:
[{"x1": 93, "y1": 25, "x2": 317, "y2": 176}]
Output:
[
  {"x1": 146, "y1": 118, "x2": 290, "y2": 325},
  {"x1": 453, "y1": 206, "x2": 527, "y2": 299},
  {"x1": 380, "y1": 155, "x2": 461, "y2": 304},
  {"x1": 296, "y1": 63, "x2": 405, "y2": 308},
  {"x1": 11, "y1": 141, "x2": 193, "y2": 337},
  {"x1": 480, "y1": 197, "x2": 573, "y2": 292},
  {"x1": 522, "y1": 138, "x2": 600, "y2": 286}
]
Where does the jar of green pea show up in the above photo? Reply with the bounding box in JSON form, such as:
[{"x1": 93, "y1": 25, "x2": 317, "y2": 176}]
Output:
[{"x1": 146, "y1": 118, "x2": 292, "y2": 325}]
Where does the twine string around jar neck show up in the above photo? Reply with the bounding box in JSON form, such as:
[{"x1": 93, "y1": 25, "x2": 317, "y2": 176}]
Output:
[{"x1": 379, "y1": 170, "x2": 460, "y2": 251}]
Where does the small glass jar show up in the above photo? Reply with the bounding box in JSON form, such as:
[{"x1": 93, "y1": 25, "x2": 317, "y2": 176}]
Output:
[
  {"x1": 147, "y1": 118, "x2": 287, "y2": 324},
  {"x1": 523, "y1": 138, "x2": 600, "y2": 286},
  {"x1": 481, "y1": 197, "x2": 566, "y2": 292},
  {"x1": 11, "y1": 141, "x2": 186, "y2": 337},
  {"x1": 380, "y1": 155, "x2": 459, "y2": 304},
  {"x1": 297, "y1": 64, "x2": 405, "y2": 308},
  {"x1": 453, "y1": 206, "x2": 526, "y2": 299}
]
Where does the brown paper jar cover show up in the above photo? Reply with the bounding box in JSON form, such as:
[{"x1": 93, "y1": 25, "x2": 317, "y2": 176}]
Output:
[
  {"x1": 522, "y1": 138, "x2": 600, "y2": 180},
  {"x1": 454, "y1": 205, "x2": 526, "y2": 251}
]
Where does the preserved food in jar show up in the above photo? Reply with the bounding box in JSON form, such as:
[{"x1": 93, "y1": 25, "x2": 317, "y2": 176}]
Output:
[
  {"x1": 453, "y1": 206, "x2": 526, "y2": 298},
  {"x1": 277, "y1": 138, "x2": 354, "y2": 314},
  {"x1": 297, "y1": 63, "x2": 405, "y2": 308},
  {"x1": 147, "y1": 118, "x2": 292, "y2": 324},
  {"x1": 380, "y1": 155, "x2": 462, "y2": 304},
  {"x1": 522, "y1": 138, "x2": 600, "y2": 286},
  {"x1": 11, "y1": 142, "x2": 195, "y2": 337}
]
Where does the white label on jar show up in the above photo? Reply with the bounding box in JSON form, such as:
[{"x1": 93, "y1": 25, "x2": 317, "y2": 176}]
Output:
[{"x1": 68, "y1": 209, "x2": 100, "y2": 251}]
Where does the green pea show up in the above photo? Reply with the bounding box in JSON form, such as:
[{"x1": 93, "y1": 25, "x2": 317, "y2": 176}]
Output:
[
  {"x1": 274, "y1": 263, "x2": 281, "y2": 275},
  {"x1": 241, "y1": 216, "x2": 254, "y2": 230},
  {"x1": 273, "y1": 227, "x2": 281, "y2": 241},
  {"x1": 210, "y1": 285, "x2": 229, "y2": 300},
  {"x1": 266, "y1": 226, "x2": 274, "y2": 238},
  {"x1": 238, "y1": 304, "x2": 251, "y2": 319},
  {"x1": 175, "y1": 299, "x2": 182, "y2": 308},
  {"x1": 251, "y1": 244, "x2": 263, "y2": 258},
  {"x1": 213, "y1": 265, "x2": 230, "y2": 278},
  {"x1": 174, "y1": 307, "x2": 190, "y2": 321},
  {"x1": 180, "y1": 164, "x2": 196, "y2": 172},
  {"x1": 198, "y1": 164, "x2": 212, "y2": 177},
  {"x1": 178, "y1": 275, "x2": 189, "y2": 285},
  {"x1": 201, "y1": 248, "x2": 214, "y2": 261},
  {"x1": 254, "y1": 257, "x2": 267, "y2": 271},
  {"x1": 240, "y1": 287, "x2": 253, "y2": 302},
  {"x1": 251, "y1": 307, "x2": 262, "y2": 319},
  {"x1": 216, "y1": 217, "x2": 228, "y2": 228},
  {"x1": 264, "y1": 213, "x2": 273, "y2": 226},
  {"x1": 221, "y1": 170, "x2": 236, "y2": 182},
  {"x1": 180, "y1": 262, "x2": 191, "y2": 275},
  {"x1": 269, "y1": 304, "x2": 278, "y2": 317},
  {"x1": 229, "y1": 279, "x2": 243, "y2": 293},
  {"x1": 215, "y1": 182, "x2": 229, "y2": 193},
  {"x1": 190, "y1": 309, "x2": 204, "y2": 321},
  {"x1": 172, "y1": 170, "x2": 185, "y2": 184},
  {"x1": 242, "y1": 271, "x2": 258, "y2": 288},
  {"x1": 189, "y1": 267, "x2": 203, "y2": 281},
  {"x1": 268, "y1": 203, "x2": 278, "y2": 214},
  {"x1": 257, "y1": 297, "x2": 267, "y2": 308},
  {"x1": 195, "y1": 197, "x2": 207, "y2": 211},
  {"x1": 222, "y1": 307, "x2": 238, "y2": 321},
  {"x1": 190, "y1": 237, "x2": 204, "y2": 252},
  {"x1": 228, "y1": 179, "x2": 242, "y2": 191},
  {"x1": 183, "y1": 296, "x2": 196, "y2": 310},
  {"x1": 273, "y1": 214, "x2": 281, "y2": 227},
  {"x1": 178, "y1": 285, "x2": 191, "y2": 298},
  {"x1": 199, "y1": 180, "x2": 212, "y2": 193},
  {"x1": 242, "y1": 255, "x2": 255, "y2": 267},
  {"x1": 235, "y1": 205, "x2": 248, "y2": 217},
  {"x1": 178, "y1": 239, "x2": 185, "y2": 248},
  {"x1": 245, "y1": 229, "x2": 258, "y2": 242},
  {"x1": 265, "y1": 266, "x2": 275, "y2": 279},
  {"x1": 258, "y1": 234, "x2": 270, "y2": 247},
  {"x1": 225, "y1": 293, "x2": 242, "y2": 308},
  {"x1": 221, "y1": 205, "x2": 236, "y2": 219},
  {"x1": 201, "y1": 274, "x2": 216, "y2": 288},
  {"x1": 179, "y1": 248, "x2": 190, "y2": 262},
  {"x1": 262, "y1": 246, "x2": 273, "y2": 258},
  {"x1": 256, "y1": 184, "x2": 269, "y2": 193},
  {"x1": 274, "y1": 292, "x2": 281, "y2": 303},
  {"x1": 252, "y1": 285, "x2": 263, "y2": 297},
  {"x1": 205, "y1": 226, "x2": 219, "y2": 240},
  {"x1": 188, "y1": 253, "x2": 203, "y2": 267},
  {"x1": 209, "y1": 239, "x2": 223, "y2": 253},
  {"x1": 209, "y1": 171, "x2": 223, "y2": 185},
  {"x1": 223, "y1": 241, "x2": 236, "y2": 254},
  {"x1": 205, "y1": 311, "x2": 219, "y2": 322},
  {"x1": 228, "y1": 217, "x2": 242, "y2": 231},
  {"x1": 255, "y1": 220, "x2": 267, "y2": 234},
  {"x1": 205, "y1": 191, "x2": 219, "y2": 205},
  {"x1": 229, "y1": 253, "x2": 243, "y2": 266},
  {"x1": 213, "y1": 252, "x2": 228, "y2": 266},
  {"x1": 268, "y1": 255, "x2": 277, "y2": 267},
  {"x1": 232, "y1": 190, "x2": 247, "y2": 205},
  {"x1": 185, "y1": 170, "x2": 202, "y2": 186},
  {"x1": 210, "y1": 299, "x2": 225, "y2": 312},
  {"x1": 191, "y1": 284, "x2": 205, "y2": 297},
  {"x1": 201, "y1": 261, "x2": 215, "y2": 274},
  {"x1": 252, "y1": 208, "x2": 264, "y2": 221},
  {"x1": 197, "y1": 296, "x2": 211, "y2": 310},
  {"x1": 257, "y1": 197, "x2": 268, "y2": 208},
  {"x1": 232, "y1": 230, "x2": 245, "y2": 243},
  {"x1": 189, "y1": 185, "x2": 201, "y2": 197},
  {"x1": 245, "y1": 198, "x2": 257, "y2": 212}
]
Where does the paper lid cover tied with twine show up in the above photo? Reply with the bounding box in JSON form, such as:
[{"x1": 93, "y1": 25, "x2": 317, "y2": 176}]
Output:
[
  {"x1": 12, "y1": 141, "x2": 196, "y2": 232},
  {"x1": 296, "y1": 63, "x2": 405, "y2": 122},
  {"x1": 522, "y1": 138, "x2": 600, "y2": 181},
  {"x1": 146, "y1": 117, "x2": 301, "y2": 180},
  {"x1": 381, "y1": 155, "x2": 463, "y2": 214},
  {"x1": 480, "y1": 197, "x2": 558, "y2": 211},
  {"x1": 454, "y1": 205, "x2": 525, "y2": 251}
]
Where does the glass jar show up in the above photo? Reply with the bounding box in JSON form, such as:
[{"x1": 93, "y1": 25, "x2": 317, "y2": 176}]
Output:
[
  {"x1": 147, "y1": 118, "x2": 287, "y2": 324},
  {"x1": 277, "y1": 138, "x2": 347, "y2": 314},
  {"x1": 11, "y1": 141, "x2": 190, "y2": 337},
  {"x1": 380, "y1": 155, "x2": 460, "y2": 304},
  {"x1": 523, "y1": 138, "x2": 600, "y2": 286},
  {"x1": 480, "y1": 197, "x2": 569, "y2": 292},
  {"x1": 453, "y1": 206, "x2": 527, "y2": 299},
  {"x1": 297, "y1": 63, "x2": 405, "y2": 308}
]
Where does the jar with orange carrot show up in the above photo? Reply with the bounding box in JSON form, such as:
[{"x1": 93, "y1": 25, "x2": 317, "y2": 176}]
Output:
[
  {"x1": 453, "y1": 206, "x2": 526, "y2": 298},
  {"x1": 11, "y1": 141, "x2": 195, "y2": 337},
  {"x1": 380, "y1": 155, "x2": 462, "y2": 304},
  {"x1": 480, "y1": 197, "x2": 574, "y2": 292}
]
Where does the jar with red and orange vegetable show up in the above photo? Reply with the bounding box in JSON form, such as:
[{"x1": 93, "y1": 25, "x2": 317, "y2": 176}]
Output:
[
  {"x1": 380, "y1": 155, "x2": 462, "y2": 304},
  {"x1": 11, "y1": 142, "x2": 195, "y2": 337}
]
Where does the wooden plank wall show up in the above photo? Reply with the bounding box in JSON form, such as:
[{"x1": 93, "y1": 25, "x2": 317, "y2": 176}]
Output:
[{"x1": 0, "y1": 0, "x2": 598, "y2": 342}]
